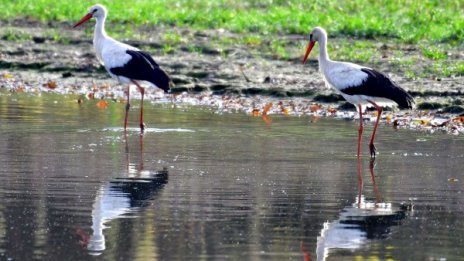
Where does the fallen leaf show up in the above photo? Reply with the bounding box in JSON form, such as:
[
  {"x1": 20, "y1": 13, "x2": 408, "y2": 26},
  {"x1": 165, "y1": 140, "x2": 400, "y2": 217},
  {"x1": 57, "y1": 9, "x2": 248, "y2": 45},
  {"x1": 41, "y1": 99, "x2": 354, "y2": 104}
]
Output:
[
  {"x1": 252, "y1": 108, "x2": 260, "y2": 117},
  {"x1": 386, "y1": 114, "x2": 393, "y2": 123},
  {"x1": 47, "y1": 81, "x2": 57, "y2": 89},
  {"x1": 96, "y1": 100, "x2": 108, "y2": 109},
  {"x1": 281, "y1": 107, "x2": 289, "y2": 115},
  {"x1": 86, "y1": 92, "x2": 95, "y2": 100},
  {"x1": 415, "y1": 119, "x2": 429, "y2": 125},
  {"x1": 2, "y1": 73, "x2": 13, "y2": 79},
  {"x1": 452, "y1": 116, "x2": 464, "y2": 123},
  {"x1": 262, "y1": 102, "x2": 273, "y2": 115},
  {"x1": 327, "y1": 107, "x2": 337, "y2": 113},
  {"x1": 310, "y1": 104, "x2": 322, "y2": 112}
]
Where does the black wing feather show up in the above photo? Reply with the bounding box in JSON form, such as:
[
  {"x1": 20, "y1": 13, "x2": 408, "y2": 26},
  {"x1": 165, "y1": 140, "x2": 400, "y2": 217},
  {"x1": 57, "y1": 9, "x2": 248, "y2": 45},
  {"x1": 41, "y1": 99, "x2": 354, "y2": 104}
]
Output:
[
  {"x1": 341, "y1": 68, "x2": 414, "y2": 109},
  {"x1": 110, "y1": 50, "x2": 171, "y2": 92}
]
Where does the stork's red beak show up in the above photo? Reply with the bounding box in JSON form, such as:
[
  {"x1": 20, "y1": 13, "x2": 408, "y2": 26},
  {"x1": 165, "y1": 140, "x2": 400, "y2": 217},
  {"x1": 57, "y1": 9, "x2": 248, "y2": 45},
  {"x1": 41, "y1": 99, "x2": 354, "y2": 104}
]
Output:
[
  {"x1": 73, "y1": 13, "x2": 93, "y2": 28},
  {"x1": 302, "y1": 41, "x2": 316, "y2": 64}
]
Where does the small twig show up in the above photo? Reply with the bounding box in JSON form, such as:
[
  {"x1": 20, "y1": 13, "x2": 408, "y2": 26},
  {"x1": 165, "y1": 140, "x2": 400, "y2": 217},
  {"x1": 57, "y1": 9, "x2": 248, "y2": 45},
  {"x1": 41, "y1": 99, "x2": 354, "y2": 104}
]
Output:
[{"x1": 239, "y1": 65, "x2": 252, "y2": 83}]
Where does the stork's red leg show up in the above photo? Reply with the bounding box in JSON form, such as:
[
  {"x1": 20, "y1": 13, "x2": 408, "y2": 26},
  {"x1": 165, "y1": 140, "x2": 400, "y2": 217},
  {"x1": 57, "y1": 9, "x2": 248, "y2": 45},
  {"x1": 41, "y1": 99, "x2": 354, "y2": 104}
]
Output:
[
  {"x1": 124, "y1": 85, "x2": 131, "y2": 131},
  {"x1": 368, "y1": 101, "x2": 383, "y2": 158},
  {"x1": 131, "y1": 80, "x2": 145, "y2": 133},
  {"x1": 357, "y1": 104, "x2": 363, "y2": 159}
]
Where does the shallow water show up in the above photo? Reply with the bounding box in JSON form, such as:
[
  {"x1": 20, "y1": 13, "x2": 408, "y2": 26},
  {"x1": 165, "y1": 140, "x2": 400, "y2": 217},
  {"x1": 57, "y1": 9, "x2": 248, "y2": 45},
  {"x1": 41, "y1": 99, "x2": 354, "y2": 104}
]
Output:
[{"x1": 0, "y1": 92, "x2": 463, "y2": 260}]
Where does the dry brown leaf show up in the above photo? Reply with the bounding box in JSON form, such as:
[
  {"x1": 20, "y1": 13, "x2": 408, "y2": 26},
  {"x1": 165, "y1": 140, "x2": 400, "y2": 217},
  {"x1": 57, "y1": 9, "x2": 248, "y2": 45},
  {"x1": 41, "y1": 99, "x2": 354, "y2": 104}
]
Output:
[
  {"x1": 281, "y1": 107, "x2": 289, "y2": 115},
  {"x1": 47, "y1": 81, "x2": 57, "y2": 89},
  {"x1": 262, "y1": 102, "x2": 273, "y2": 115},
  {"x1": 310, "y1": 104, "x2": 322, "y2": 112},
  {"x1": 252, "y1": 109, "x2": 260, "y2": 117},
  {"x1": 327, "y1": 107, "x2": 337, "y2": 113},
  {"x1": 86, "y1": 92, "x2": 95, "y2": 100},
  {"x1": 386, "y1": 114, "x2": 393, "y2": 123}
]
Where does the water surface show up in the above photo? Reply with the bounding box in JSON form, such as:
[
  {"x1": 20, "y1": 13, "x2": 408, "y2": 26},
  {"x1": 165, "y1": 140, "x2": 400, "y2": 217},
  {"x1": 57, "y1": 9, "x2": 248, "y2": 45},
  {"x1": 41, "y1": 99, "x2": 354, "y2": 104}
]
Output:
[{"x1": 0, "y1": 92, "x2": 463, "y2": 260}]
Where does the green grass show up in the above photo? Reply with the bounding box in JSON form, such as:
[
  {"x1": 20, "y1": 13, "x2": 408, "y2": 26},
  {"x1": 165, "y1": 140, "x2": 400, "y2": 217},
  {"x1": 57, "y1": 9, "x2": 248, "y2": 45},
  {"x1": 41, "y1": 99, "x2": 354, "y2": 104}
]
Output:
[
  {"x1": 1, "y1": 28, "x2": 32, "y2": 41},
  {"x1": 0, "y1": 0, "x2": 462, "y2": 78},
  {"x1": 0, "y1": 0, "x2": 462, "y2": 44},
  {"x1": 421, "y1": 45, "x2": 448, "y2": 60}
]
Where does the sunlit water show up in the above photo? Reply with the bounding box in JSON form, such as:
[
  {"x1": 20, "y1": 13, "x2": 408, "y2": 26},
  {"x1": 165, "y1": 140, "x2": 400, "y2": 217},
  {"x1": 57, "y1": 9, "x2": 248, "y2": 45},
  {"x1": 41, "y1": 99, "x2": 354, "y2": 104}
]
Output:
[{"x1": 0, "y1": 92, "x2": 463, "y2": 260}]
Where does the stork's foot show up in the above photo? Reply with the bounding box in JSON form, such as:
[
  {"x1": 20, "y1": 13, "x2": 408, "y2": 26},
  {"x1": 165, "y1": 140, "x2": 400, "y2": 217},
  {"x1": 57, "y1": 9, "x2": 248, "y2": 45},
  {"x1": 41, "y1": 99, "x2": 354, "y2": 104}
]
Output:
[
  {"x1": 369, "y1": 143, "x2": 377, "y2": 158},
  {"x1": 140, "y1": 122, "x2": 146, "y2": 133}
]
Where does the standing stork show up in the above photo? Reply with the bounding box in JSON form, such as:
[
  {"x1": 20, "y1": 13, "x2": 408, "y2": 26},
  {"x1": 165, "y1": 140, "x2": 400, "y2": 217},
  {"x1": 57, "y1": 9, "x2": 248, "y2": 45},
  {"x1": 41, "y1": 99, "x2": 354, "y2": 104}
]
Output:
[
  {"x1": 74, "y1": 4, "x2": 171, "y2": 133},
  {"x1": 302, "y1": 27, "x2": 414, "y2": 158}
]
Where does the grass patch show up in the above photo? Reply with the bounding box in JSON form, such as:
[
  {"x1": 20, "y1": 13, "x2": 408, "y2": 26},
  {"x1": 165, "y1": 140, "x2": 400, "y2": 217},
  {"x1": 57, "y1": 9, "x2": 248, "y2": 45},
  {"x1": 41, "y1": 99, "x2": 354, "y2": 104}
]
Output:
[
  {"x1": 0, "y1": 0, "x2": 462, "y2": 44},
  {"x1": 421, "y1": 45, "x2": 448, "y2": 60},
  {"x1": 162, "y1": 31, "x2": 186, "y2": 45},
  {"x1": 0, "y1": 0, "x2": 462, "y2": 80},
  {"x1": 1, "y1": 28, "x2": 33, "y2": 41}
]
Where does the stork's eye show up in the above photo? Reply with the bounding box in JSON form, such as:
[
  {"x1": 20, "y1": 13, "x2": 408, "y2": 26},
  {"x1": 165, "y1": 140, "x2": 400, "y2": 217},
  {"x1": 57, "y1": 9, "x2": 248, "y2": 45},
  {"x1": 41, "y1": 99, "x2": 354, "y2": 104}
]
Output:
[
  {"x1": 92, "y1": 9, "x2": 97, "y2": 13},
  {"x1": 309, "y1": 34, "x2": 313, "y2": 40}
]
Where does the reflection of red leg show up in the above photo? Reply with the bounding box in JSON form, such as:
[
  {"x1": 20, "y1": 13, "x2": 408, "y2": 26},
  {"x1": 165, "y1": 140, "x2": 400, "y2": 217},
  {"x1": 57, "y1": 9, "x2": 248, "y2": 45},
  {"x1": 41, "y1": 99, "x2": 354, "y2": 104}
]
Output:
[
  {"x1": 139, "y1": 134, "x2": 144, "y2": 171},
  {"x1": 131, "y1": 80, "x2": 146, "y2": 133},
  {"x1": 357, "y1": 104, "x2": 363, "y2": 159},
  {"x1": 369, "y1": 159, "x2": 382, "y2": 204},
  {"x1": 368, "y1": 101, "x2": 383, "y2": 158},
  {"x1": 124, "y1": 85, "x2": 131, "y2": 131},
  {"x1": 124, "y1": 131, "x2": 130, "y2": 171},
  {"x1": 357, "y1": 156, "x2": 363, "y2": 208},
  {"x1": 300, "y1": 241, "x2": 311, "y2": 261},
  {"x1": 75, "y1": 228, "x2": 90, "y2": 249}
]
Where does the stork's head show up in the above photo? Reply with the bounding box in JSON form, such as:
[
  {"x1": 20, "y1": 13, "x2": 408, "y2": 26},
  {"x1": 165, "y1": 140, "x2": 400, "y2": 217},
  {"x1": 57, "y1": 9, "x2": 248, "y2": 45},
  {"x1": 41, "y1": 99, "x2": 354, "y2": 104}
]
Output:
[
  {"x1": 302, "y1": 27, "x2": 327, "y2": 64},
  {"x1": 73, "y1": 4, "x2": 107, "y2": 28}
]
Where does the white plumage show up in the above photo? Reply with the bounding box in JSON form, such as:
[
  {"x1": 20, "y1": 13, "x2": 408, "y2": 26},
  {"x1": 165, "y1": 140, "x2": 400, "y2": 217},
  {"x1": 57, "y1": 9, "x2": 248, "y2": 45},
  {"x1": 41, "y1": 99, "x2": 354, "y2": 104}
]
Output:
[
  {"x1": 303, "y1": 27, "x2": 414, "y2": 158},
  {"x1": 74, "y1": 4, "x2": 171, "y2": 133}
]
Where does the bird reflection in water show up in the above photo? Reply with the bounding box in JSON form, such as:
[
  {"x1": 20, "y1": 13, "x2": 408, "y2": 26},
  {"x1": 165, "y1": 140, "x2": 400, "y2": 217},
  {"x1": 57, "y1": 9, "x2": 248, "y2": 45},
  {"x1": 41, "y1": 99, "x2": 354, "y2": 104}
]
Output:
[
  {"x1": 301, "y1": 158, "x2": 412, "y2": 261},
  {"x1": 76, "y1": 134, "x2": 168, "y2": 255}
]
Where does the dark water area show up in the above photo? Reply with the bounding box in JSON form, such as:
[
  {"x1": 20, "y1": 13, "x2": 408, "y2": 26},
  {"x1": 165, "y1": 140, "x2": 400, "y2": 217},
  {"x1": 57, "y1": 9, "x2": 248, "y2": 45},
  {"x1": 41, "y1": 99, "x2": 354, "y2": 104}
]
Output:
[{"x1": 0, "y1": 92, "x2": 463, "y2": 260}]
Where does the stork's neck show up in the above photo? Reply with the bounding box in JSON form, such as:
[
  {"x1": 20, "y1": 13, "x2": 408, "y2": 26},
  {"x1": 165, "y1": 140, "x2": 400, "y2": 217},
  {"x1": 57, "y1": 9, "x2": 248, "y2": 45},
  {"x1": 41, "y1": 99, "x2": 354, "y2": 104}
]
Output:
[
  {"x1": 93, "y1": 16, "x2": 109, "y2": 62},
  {"x1": 94, "y1": 16, "x2": 108, "y2": 42},
  {"x1": 317, "y1": 36, "x2": 331, "y2": 66}
]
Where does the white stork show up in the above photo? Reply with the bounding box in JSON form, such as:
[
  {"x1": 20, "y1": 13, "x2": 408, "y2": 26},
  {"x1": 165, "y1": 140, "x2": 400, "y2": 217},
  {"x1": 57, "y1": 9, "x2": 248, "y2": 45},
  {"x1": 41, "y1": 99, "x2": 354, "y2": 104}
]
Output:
[
  {"x1": 74, "y1": 4, "x2": 171, "y2": 133},
  {"x1": 302, "y1": 27, "x2": 414, "y2": 158}
]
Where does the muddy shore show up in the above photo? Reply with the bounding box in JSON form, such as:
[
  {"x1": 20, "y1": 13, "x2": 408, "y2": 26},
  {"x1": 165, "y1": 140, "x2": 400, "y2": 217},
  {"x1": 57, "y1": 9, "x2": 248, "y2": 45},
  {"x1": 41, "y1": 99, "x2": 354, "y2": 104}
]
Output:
[{"x1": 0, "y1": 22, "x2": 463, "y2": 134}]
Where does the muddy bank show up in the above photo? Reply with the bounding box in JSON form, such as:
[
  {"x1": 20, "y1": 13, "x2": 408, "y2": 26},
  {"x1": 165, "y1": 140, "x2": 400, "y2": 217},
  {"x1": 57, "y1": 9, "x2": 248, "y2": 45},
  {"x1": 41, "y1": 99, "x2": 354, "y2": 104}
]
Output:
[{"x1": 0, "y1": 22, "x2": 463, "y2": 134}]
